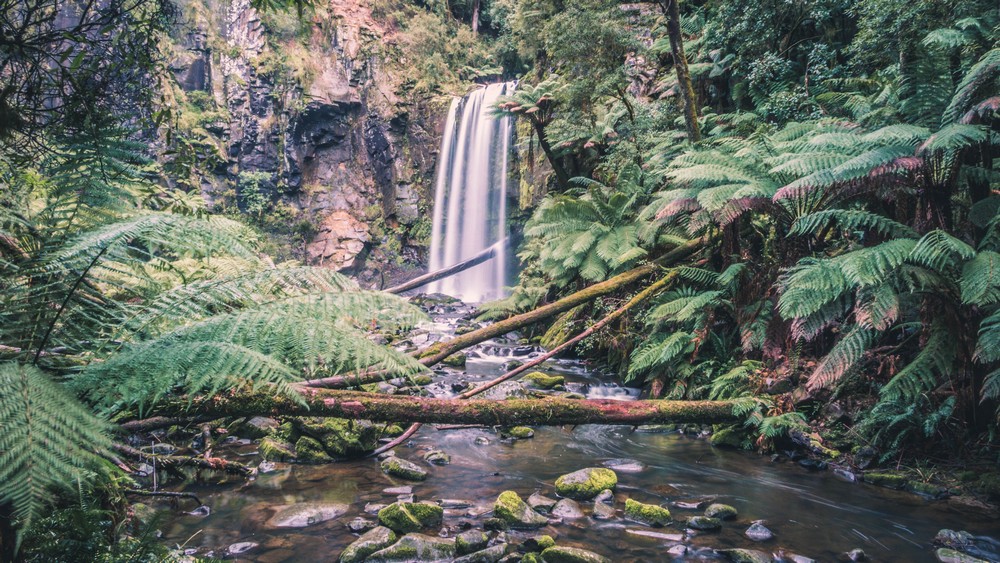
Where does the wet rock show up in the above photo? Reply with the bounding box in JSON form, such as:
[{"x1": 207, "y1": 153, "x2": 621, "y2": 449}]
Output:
[
  {"x1": 934, "y1": 529, "x2": 975, "y2": 551},
  {"x1": 186, "y1": 505, "x2": 210, "y2": 517},
  {"x1": 554, "y1": 468, "x2": 618, "y2": 500},
  {"x1": 506, "y1": 426, "x2": 535, "y2": 439},
  {"x1": 908, "y1": 480, "x2": 949, "y2": 499},
  {"x1": 340, "y1": 526, "x2": 398, "y2": 563},
  {"x1": 484, "y1": 517, "x2": 508, "y2": 531},
  {"x1": 442, "y1": 354, "x2": 467, "y2": 368},
  {"x1": 520, "y1": 554, "x2": 543, "y2": 563},
  {"x1": 591, "y1": 502, "x2": 616, "y2": 520},
  {"x1": 935, "y1": 548, "x2": 989, "y2": 563},
  {"x1": 265, "y1": 502, "x2": 350, "y2": 528},
  {"x1": 797, "y1": 459, "x2": 827, "y2": 471},
  {"x1": 522, "y1": 372, "x2": 565, "y2": 390},
  {"x1": 625, "y1": 529, "x2": 683, "y2": 541},
  {"x1": 241, "y1": 416, "x2": 279, "y2": 438},
  {"x1": 594, "y1": 490, "x2": 614, "y2": 505},
  {"x1": 257, "y1": 460, "x2": 278, "y2": 474},
  {"x1": 423, "y1": 450, "x2": 451, "y2": 465},
  {"x1": 365, "y1": 503, "x2": 389, "y2": 514},
  {"x1": 494, "y1": 491, "x2": 549, "y2": 529},
  {"x1": 539, "y1": 546, "x2": 611, "y2": 563},
  {"x1": 717, "y1": 548, "x2": 771, "y2": 563},
  {"x1": 601, "y1": 459, "x2": 645, "y2": 473},
  {"x1": 846, "y1": 548, "x2": 867, "y2": 561},
  {"x1": 551, "y1": 498, "x2": 585, "y2": 519},
  {"x1": 774, "y1": 550, "x2": 816, "y2": 563},
  {"x1": 454, "y1": 544, "x2": 508, "y2": 563},
  {"x1": 635, "y1": 425, "x2": 674, "y2": 433},
  {"x1": 377, "y1": 501, "x2": 443, "y2": 533},
  {"x1": 624, "y1": 499, "x2": 671, "y2": 526},
  {"x1": 294, "y1": 436, "x2": 332, "y2": 463},
  {"x1": 380, "y1": 457, "x2": 428, "y2": 481},
  {"x1": 227, "y1": 541, "x2": 258, "y2": 555},
  {"x1": 561, "y1": 392, "x2": 586, "y2": 400},
  {"x1": 475, "y1": 436, "x2": 491, "y2": 445},
  {"x1": 438, "y1": 499, "x2": 473, "y2": 509},
  {"x1": 745, "y1": 521, "x2": 774, "y2": 541},
  {"x1": 704, "y1": 503, "x2": 738, "y2": 520},
  {"x1": 347, "y1": 517, "x2": 377, "y2": 533},
  {"x1": 666, "y1": 545, "x2": 687, "y2": 557},
  {"x1": 853, "y1": 446, "x2": 877, "y2": 469},
  {"x1": 259, "y1": 437, "x2": 295, "y2": 462},
  {"x1": 502, "y1": 360, "x2": 523, "y2": 371},
  {"x1": 528, "y1": 492, "x2": 557, "y2": 513},
  {"x1": 709, "y1": 427, "x2": 746, "y2": 448},
  {"x1": 863, "y1": 472, "x2": 906, "y2": 489},
  {"x1": 366, "y1": 533, "x2": 455, "y2": 562},
  {"x1": 413, "y1": 375, "x2": 434, "y2": 386},
  {"x1": 686, "y1": 516, "x2": 722, "y2": 531},
  {"x1": 521, "y1": 535, "x2": 556, "y2": 553},
  {"x1": 455, "y1": 531, "x2": 490, "y2": 555},
  {"x1": 383, "y1": 486, "x2": 413, "y2": 495}
]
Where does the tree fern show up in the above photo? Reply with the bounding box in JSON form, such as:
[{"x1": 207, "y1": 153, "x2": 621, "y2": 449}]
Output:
[
  {"x1": 626, "y1": 332, "x2": 693, "y2": 384},
  {"x1": 806, "y1": 325, "x2": 876, "y2": 390},
  {"x1": 881, "y1": 322, "x2": 956, "y2": 401}
]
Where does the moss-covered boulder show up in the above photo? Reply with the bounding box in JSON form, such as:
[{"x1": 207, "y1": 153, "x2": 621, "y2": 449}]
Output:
[
  {"x1": 259, "y1": 437, "x2": 295, "y2": 462},
  {"x1": 294, "y1": 418, "x2": 382, "y2": 458},
  {"x1": 377, "y1": 502, "x2": 443, "y2": 533},
  {"x1": 366, "y1": 533, "x2": 455, "y2": 562},
  {"x1": 540, "y1": 546, "x2": 611, "y2": 563},
  {"x1": 380, "y1": 457, "x2": 428, "y2": 481},
  {"x1": 717, "y1": 548, "x2": 772, "y2": 563},
  {"x1": 522, "y1": 535, "x2": 556, "y2": 553},
  {"x1": 506, "y1": 426, "x2": 535, "y2": 439},
  {"x1": 522, "y1": 553, "x2": 543, "y2": 563},
  {"x1": 413, "y1": 374, "x2": 434, "y2": 386},
  {"x1": 704, "y1": 503, "x2": 738, "y2": 520},
  {"x1": 442, "y1": 353, "x2": 467, "y2": 368},
  {"x1": 554, "y1": 468, "x2": 618, "y2": 500},
  {"x1": 863, "y1": 472, "x2": 907, "y2": 489},
  {"x1": 523, "y1": 372, "x2": 565, "y2": 390},
  {"x1": 339, "y1": 526, "x2": 397, "y2": 563},
  {"x1": 294, "y1": 436, "x2": 332, "y2": 463},
  {"x1": 453, "y1": 544, "x2": 508, "y2": 563},
  {"x1": 709, "y1": 426, "x2": 746, "y2": 448},
  {"x1": 624, "y1": 499, "x2": 671, "y2": 526},
  {"x1": 493, "y1": 491, "x2": 549, "y2": 529},
  {"x1": 935, "y1": 548, "x2": 989, "y2": 563},
  {"x1": 422, "y1": 450, "x2": 451, "y2": 465},
  {"x1": 455, "y1": 531, "x2": 489, "y2": 555},
  {"x1": 686, "y1": 516, "x2": 722, "y2": 530}
]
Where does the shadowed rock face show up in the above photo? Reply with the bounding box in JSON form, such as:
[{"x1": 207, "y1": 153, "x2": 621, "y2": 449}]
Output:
[{"x1": 166, "y1": 0, "x2": 444, "y2": 277}]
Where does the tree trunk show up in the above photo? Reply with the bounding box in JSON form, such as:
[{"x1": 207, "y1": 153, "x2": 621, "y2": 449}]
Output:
[
  {"x1": 662, "y1": 0, "x2": 700, "y2": 143},
  {"x1": 153, "y1": 389, "x2": 739, "y2": 426},
  {"x1": 415, "y1": 238, "x2": 703, "y2": 367},
  {"x1": 385, "y1": 239, "x2": 506, "y2": 294},
  {"x1": 533, "y1": 120, "x2": 571, "y2": 188},
  {"x1": 471, "y1": 0, "x2": 480, "y2": 33}
]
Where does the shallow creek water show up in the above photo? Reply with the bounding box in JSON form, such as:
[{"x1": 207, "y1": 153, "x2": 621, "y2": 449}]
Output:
[{"x1": 158, "y1": 305, "x2": 998, "y2": 562}]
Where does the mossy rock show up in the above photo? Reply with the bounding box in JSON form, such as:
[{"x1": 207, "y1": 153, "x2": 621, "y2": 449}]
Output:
[
  {"x1": 864, "y1": 472, "x2": 907, "y2": 489},
  {"x1": 624, "y1": 499, "x2": 671, "y2": 526},
  {"x1": 935, "y1": 548, "x2": 988, "y2": 563},
  {"x1": 540, "y1": 546, "x2": 611, "y2": 563},
  {"x1": 523, "y1": 372, "x2": 565, "y2": 390},
  {"x1": 294, "y1": 436, "x2": 332, "y2": 463},
  {"x1": 339, "y1": 526, "x2": 397, "y2": 563},
  {"x1": 554, "y1": 468, "x2": 618, "y2": 500},
  {"x1": 377, "y1": 502, "x2": 443, "y2": 533},
  {"x1": 522, "y1": 535, "x2": 555, "y2": 553},
  {"x1": 717, "y1": 548, "x2": 772, "y2": 563},
  {"x1": 259, "y1": 437, "x2": 295, "y2": 462},
  {"x1": 366, "y1": 533, "x2": 455, "y2": 562},
  {"x1": 455, "y1": 531, "x2": 489, "y2": 555},
  {"x1": 522, "y1": 553, "x2": 543, "y2": 563},
  {"x1": 295, "y1": 418, "x2": 382, "y2": 458},
  {"x1": 442, "y1": 353, "x2": 467, "y2": 367},
  {"x1": 422, "y1": 450, "x2": 451, "y2": 465},
  {"x1": 384, "y1": 424, "x2": 406, "y2": 437},
  {"x1": 380, "y1": 457, "x2": 428, "y2": 481},
  {"x1": 975, "y1": 473, "x2": 1000, "y2": 499},
  {"x1": 493, "y1": 491, "x2": 548, "y2": 529},
  {"x1": 562, "y1": 392, "x2": 586, "y2": 400},
  {"x1": 709, "y1": 426, "x2": 746, "y2": 449},
  {"x1": 507, "y1": 426, "x2": 535, "y2": 439},
  {"x1": 239, "y1": 416, "x2": 279, "y2": 439},
  {"x1": 413, "y1": 374, "x2": 434, "y2": 386},
  {"x1": 453, "y1": 544, "x2": 508, "y2": 563},
  {"x1": 704, "y1": 503, "x2": 738, "y2": 520},
  {"x1": 686, "y1": 516, "x2": 722, "y2": 530}
]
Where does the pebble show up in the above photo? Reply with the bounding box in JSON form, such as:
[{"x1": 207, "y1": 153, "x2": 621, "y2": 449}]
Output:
[{"x1": 745, "y1": 521, "x2": 774, "y2": 541}]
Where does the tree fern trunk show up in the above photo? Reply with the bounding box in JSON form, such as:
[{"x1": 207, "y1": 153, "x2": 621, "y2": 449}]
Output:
[{"x1": 662, "y1": 0, "x2": 700, "y2": 143}]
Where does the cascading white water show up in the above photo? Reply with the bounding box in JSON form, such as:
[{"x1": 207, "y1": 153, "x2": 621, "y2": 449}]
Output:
[{"x1": 427, "y1": 82, "x2": 515, "y2": 302}]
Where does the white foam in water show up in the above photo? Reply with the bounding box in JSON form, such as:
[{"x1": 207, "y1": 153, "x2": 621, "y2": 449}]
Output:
[{"x1": 427, "y1": 82, "x2": 515, "y2": 303}]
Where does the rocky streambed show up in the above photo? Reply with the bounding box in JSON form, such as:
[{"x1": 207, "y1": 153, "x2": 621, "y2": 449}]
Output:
[{"x1": 148, "y1": 297, "x2": 1000, "y2": 562}]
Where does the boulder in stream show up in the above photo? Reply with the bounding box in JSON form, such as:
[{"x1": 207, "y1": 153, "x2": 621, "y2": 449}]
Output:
[
  {"x1": 423, "y1": 450, "x2": 451, "y2": 465},
  {"x1": 523, "y1": 372, "x2": 565, "y2": 390},
  {"x1": 380, "y1": 457, "x2": 429, "y2": 481},
  {"x1": 623, "y1": 499, "x2": 671, "y2": 526},
  {"x1": 551, "y1": 498, "x2": 585, "y2": 519},
  {"x1": 935, "y1": 548, "x2": 989, "y2": 563},
  {"x1": 506, "y1": 426, "x2": 535, "y2": 439},
  {"x1": 554, "y1": 468, "x2": 618, "y2": 500},
  {"x1": 717, "y1": 548, "x2": 772, "y2": 563},
  {"x1": 339, "y1": 526, "x2": 398, "y2": 563},
  {"x1": 265, "y1": 502, "x2": 350, "y2": 528},
  {"x1": 686, "y1": 516, "x2": 722, "y2": 531},
  {"x1": 493, "y1": 491, "x2": 549, "y2": 529},
  {"x1": 591, "y1": 502, "x2": 616, "y2": 520},
  {"x1": 528, "y1": 492, "x2": 558, "y2": 513},
  {"x1": 453, "y1": 544, "x2": 508, "y2": 563},
  {"x1": 540, "y1": 546, "x2": 611, "y2": 563},
  {"x1": 455, "y1": 531, "x2": 490, "y2": 555},
  {"x1": 704, "y1": 503, "x2": 738, "y2": 520},
  {"x1": 744, "y1": 520, "x2": 774, "y2": 541},
  {"x1": 377, "y1": 501, "x2": 444, "y2": 533},
  {"x1": 366, "y1": 533, "x2": 455, "y2": 562}
]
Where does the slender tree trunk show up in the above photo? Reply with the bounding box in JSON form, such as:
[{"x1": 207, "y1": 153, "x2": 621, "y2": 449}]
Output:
[
  {"x1": 662, "y1": 0, "x2": 700, "y2": 143},
  {"x1": 385, "y1": 239, "x2": 506, "y2": 294},
  {"x1": 471, "y1": 0, "x2": 480, "y2": 34},
  {"x1": 153, "y1": 389, "x2": 739, "y2": 426},
  {"x1": 533, "y1": 120, "x2": 571, "y2": 187}
]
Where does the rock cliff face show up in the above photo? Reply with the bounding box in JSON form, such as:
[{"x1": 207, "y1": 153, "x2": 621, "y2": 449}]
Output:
[{"x1": 167, "y1": 0, "x2": 446, "y2": 282}]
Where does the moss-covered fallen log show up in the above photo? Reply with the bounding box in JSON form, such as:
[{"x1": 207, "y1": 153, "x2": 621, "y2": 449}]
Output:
[{"x1": 151, "y1": 389, "x2": 739, "y2": 426}]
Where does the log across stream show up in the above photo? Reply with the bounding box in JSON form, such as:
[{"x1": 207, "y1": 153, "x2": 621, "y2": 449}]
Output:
[{"x1": 150, "y1": 298, "x2": 998, "y2": 562}]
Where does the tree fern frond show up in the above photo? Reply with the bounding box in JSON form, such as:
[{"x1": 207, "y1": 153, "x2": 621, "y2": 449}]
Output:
[
  {"x1": 789, "y1": 209, "x2": 917, "y2": 239},
  {"x1": 626, "y1": 332, "x2": 693, "y2": 382},
  {"x1": 807, "y1": 325, "x2": 876, "y2": 390},
  {"x1": 944, "y1": 48, "x2": 1000, "y2": 124},
  {"x1": 881, "y1": 323, "x2": 955, "y2": 401},
  {"x1": 961, "y1": 251, "x2": 1000, "y2": 305},
  {"x1": 909, "y1": 230, "x2": 976, "y2": 271}
]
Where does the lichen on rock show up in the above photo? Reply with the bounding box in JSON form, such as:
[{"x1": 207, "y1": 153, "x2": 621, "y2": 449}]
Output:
[{"x1": 554, "y1": 468, "x2": 618, "y2": 500}]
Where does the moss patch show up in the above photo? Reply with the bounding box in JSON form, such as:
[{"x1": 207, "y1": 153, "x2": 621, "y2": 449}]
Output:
[
  {"x1": 294, "y1": 436, "x2": 332, "y2": 463},
  {"x1": 441, "y1": 353, "x2": 467, "y2": 367},
  {"x1": 507, "y1": 426, "x2": 535, "y2": 439},
  {"x1": 494, "y1": 491, "x2": 548, "y2": 529},
  {"x1": 523, "y1": 372, "x2": 565, "y2": 390},
  {"x1": 624, "y1": 499, "x2": 671, "y2": 526},
  {"x1": 259, "y1": 437, "x2": 295, "y2": 461},
  {"x1": 864, "y1": 472, "x2": 907, "y2": 489},
  {"x1": 377, "y1": 502, "x2": 443, "y2": 533},
  {"x1": 709, "y1": 426, "x2": 746, "y2": 448},
  {"x1": 704, "y1": 503, "x2": 737, "y2": 520},
  {"x1": 540, "y1": 546, "x2": 611, "y2": 563},
  {"x1": 380, "y1": 457, "x2": 428, "y2": 481},
  {"x1": 554, "y1": 468, "x2": 618, "y2": 500}
]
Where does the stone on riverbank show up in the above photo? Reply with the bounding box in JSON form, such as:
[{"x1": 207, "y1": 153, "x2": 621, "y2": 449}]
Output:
[
  {"x1": 686, "y1": 516, "x2": 722, "y2": 530},
  {"x1": 366, "y1": 533, "x2": 455, "y2": 562},
  {"x1": 494, "y1": 491, "x2": 549, "y2": 529},
  {"x1": 294, "y1": 436, "x2": 332, "y2": 463},
  {"x1": 709, "y1": 427, "x2": 746, "y2": 448},
  {"x1": 623, "y1": 499, "x2": 671, "y2": 526},
  {"x1": 704, "y1": 503, "x2": 738, "y2": 520},
  {"x1": 380, "y1": 457, "x2": 428, "y2": 481},
  {"x1": 377, "y1": 501, "x2": 443, "y2": 533},
  {"x1": 540, "y1": 546, "x2": 611, "y2": 563},
  {"x1": 455, "y1": 531, "x2": 489, "y2": 555},
  {"x1": 422, "y1": 450, "x2": 451, "y2": 465},
  {"x1": 339, "y1": 526, "x2": 397, "y2": 563},
  {"x1": 554, "y1": 468, "x2": 618, "y2": 500},
  {"x1": 259, "y1": 437, "x2": 295, "y2": 462}
]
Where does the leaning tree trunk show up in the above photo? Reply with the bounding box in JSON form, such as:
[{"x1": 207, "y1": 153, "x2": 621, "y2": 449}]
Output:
[
  {"x1": 662, "y1": 0, "x2": 700, "y2": 143},
  {"x1": 532, "y1": 120, "x2": 571, "y2": 188},
  {"x1": 151, "y1": 389, "x2": 739, "y2": 426}
]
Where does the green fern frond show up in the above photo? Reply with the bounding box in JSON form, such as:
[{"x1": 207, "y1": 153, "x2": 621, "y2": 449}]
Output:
[
  {"x1": 943, "y1": 48, "x2": 1000, "y2": 124},
  {"x1": 961, "y1": 251, "x2": 1000, "y2": 305},
  {"x1": 909, "y1": 230, "x2": 976, "y2": 271},
  {"x1": 807, "y1": 325, "x2": 876, "y2": 390},
  {"x1": 881, "y1": 322, "x2": 956, "y2": 401},
  {"x1": 626, "y1": 332, "x2": 693, "y2": 382},
  {"x1": 789, "y1": 209, "x2": 917, "y2": 239}
]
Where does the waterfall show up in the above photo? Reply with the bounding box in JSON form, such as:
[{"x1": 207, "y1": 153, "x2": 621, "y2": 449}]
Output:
[{"x1": 427, "y1": 82, "x2": 515, "y2": 303}]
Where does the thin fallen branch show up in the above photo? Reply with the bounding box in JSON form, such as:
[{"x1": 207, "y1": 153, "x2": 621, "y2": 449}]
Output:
[
  {"x1": 385, "y1": 238, "x2": 507, "y2": 295},
  {"x1": 368, "y1": 272, "x2": 679, "y2": 456},
  {"x1": 124, "y1": 489, "x2": 203, "y2": 506},
  {"x1": 113, "y1": 444, "x2": 254, "y2": 476},
  {"x1": 119, "y1": 415, "x2": 216, "y2": 433}
]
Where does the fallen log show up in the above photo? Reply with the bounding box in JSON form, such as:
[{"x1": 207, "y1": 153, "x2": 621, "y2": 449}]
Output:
[
  {"x1": 154, "y1": 389, "x2": 739, "y2": 426},
  {"x1": 385, "y1": 238, "x2": 507, "y2": 295}
]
